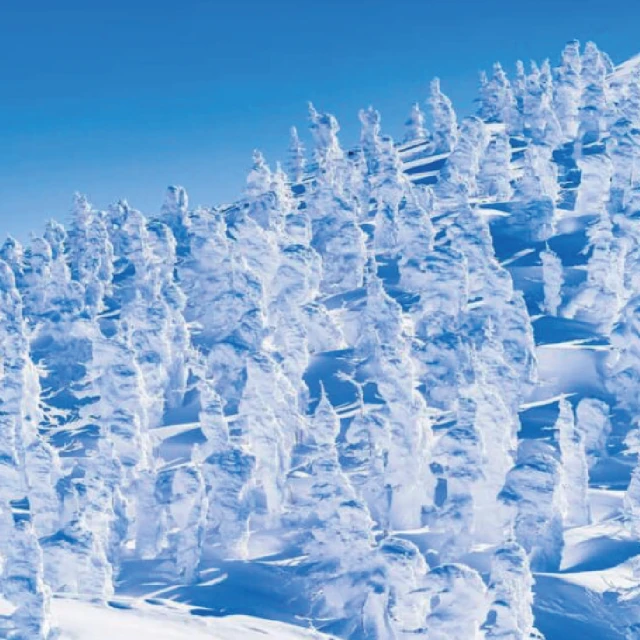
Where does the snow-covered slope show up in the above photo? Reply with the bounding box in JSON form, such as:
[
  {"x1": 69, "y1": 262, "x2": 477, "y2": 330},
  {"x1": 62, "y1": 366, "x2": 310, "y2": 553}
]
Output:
[
  {"x1": 1, "y1": 37, "x2": 640, "y2": 640},
  {"x1": 54, "y1": 597, "x2": 336, "y2": 640}
]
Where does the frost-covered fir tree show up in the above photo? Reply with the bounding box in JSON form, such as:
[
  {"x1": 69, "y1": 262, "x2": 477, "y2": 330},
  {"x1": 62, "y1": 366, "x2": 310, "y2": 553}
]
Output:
[
  {"x1": 607, "y1": 116, "x2": 640, "y2": 213},
  {"x1": 511, "y1": 146, "x2": 558, "y2": 241},
  {"x1": 160, "y1": 184, "x2": 190, "y2": 250},
  {"x1": 625, "y1": 465, "x2": 640, "y2": 539},
  {"x1": 115, "y1": 215, "x2": 189, "y2": 428},
  {"x1": 428, "y1": 78, "x2": 458, "y2": 154},
  {"x1": 500, "y1": 440, "x2": 565, "y2": 571},
  {"x1": 341, "y1": 262, "x2": 434, "y2": 531},
  {"x1": 575, "y1": 397, "x2": 611, "y2": 468},
  {"x1": 307, "y1": 106, "x2": 368, "y2": 294},
  {"x1": 540, "y1": 246, "x2": 564, "y2": 316},
  {"x1": 0, "y1": 259, "x2": 61, "y2": 538},
  {"x1": 564, "y1": 212, "x2": 626, "y2": 331},
  {"x1": 556, "y1": 398, "x2": 590, "y2": 528},
  {"x1": 403, "y1": 102, "x2": 428, "y2": 144},
  {"x1": 607, "y1": 294, "x2": 640, "y2": 420},
  {"x1": 235, "y1": 356, "x2": 293, "y2": 526},
  {"x1": 419, "y1": 563, "x2": 488, "y2": 640},
  {"x1": 0, "y1": 509, "x2": 55, "y2": 639},
  {"x1": 478, "y1": 62, "x2": 515, "y2": 127},
  {"x1": 40, "y1": 506, "x2": 115, "y2": 601},
  {"x1": 524, "y1": 61, "x2": 562, "y2": 146},
  {"x1": 402, "y1": 241, "x2": 469, "y2": 411},
  {"x1": 378, "y1": 536, "x2": 430, "y2": 638},
  {"x1": 193, "y1": 366, "x2": 255, "y2": 560},
  {"x1": 437, "y1": 116, "x2": 487, "y2": 199},
  {"x1": 156, "y1": 463, "x2": 208, "y2": 583},
  {"x1": 554, "y1": 40, "x2": 583, "y2": 140},
  {"x1": 483, "y1": 541, "x2": 539, "y2": 640},
  {"x1": 579, "y1": 41, "x2": 610, "y2": 145},
  {"x1": 430, "y1": 344, "x2": 520, "y2": 557},
  {"x1": 478, "y1": 130, "x2": 512, "y2": 201},
  {"x1": 294, "y1": 391, "x2": 385, "y2": 635},
  {"x1": 288, "y1": 126, "x2": 307, "y2": 183},
  {"x1": 67, "y1": 194, "x2": 114, "y2": 314}
]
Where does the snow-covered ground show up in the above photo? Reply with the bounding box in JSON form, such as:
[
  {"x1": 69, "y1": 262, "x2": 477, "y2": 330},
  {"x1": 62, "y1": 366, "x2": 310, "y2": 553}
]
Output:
[{"x1": 54, "y1": 598, "x2": 335, "y2": 639}]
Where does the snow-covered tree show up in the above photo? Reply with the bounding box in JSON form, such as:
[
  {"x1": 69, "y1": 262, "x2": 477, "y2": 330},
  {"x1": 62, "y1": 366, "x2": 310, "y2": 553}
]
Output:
[
  {"x1": 420, "y1": 563, "x2": 488, "y2": 640},
  {"x1": 607, "y1": 116, "x2": 640, "y2": 213},
  {"x1": 235, "y1": 357, "x2": 293, "y2": 526},
  {"x1": 554, "y1": 40, "x2": 582, "y2": 140},
  {"x1": 0, "y1": 510, "x2": 55, "y2": 639},
  {"x1": 404, "y1": 102, "x2": 428, "y2": 144},
  {"x1": 511, "y1": 60, "x2": 527, "y2": 133},
  {"x1": 429, "y1": 341, "x2": 521, "y2": 557},
  {"x1": 478, "y1": 129, "x2": 512, "y2": 200},
  {"x1": 40, "y1": 507, "x2": 115, "y2": 601},
  {"x1": 483, "y1": 540, "x2": 539, "y2": 639},
  {"x1": 0, "y1": 259, "x2": 62, "y2": 538},
  {"x1": 564, "y1": 211, "x2": 626, "y2": 331},
  {"x1": 579, "y1": 41, "x2": 610, "y2": 145},
  {"x1": 359, "y1": 106, "x2": 383, "y2": 175},
  {"x1": 438, "y1": 116, "x2": 487, "y2": 199},
  {"x1": 575, "y1": 397, "x2": 611, "y2": 468},
  {"x1": 511, "y1": 145, "x2": 558, "y2": 241},
  {"x1": 308, "y1": 144, "x2": 367, "y2": 295},
  {"x1": 308, "y1": 102, "x2": 346, "y2": 186},
  {"x1": 295, "y1": 392, "x2": 383, "y2": 634},
  {"x1": 192, "y1": 367, "x2": 255, "y2": 560},
  {"x1": 0, "y1": 236, "x2": 25, "y2": 289},
  {"x1": 540, "y1": 246, "x2": 564, "y2": 315},
  {"x1": 621, "y1": 68, "x2": 640, "y2": 127},
  {"x1": 246, "y1": 149, "x2": 273, "y2": 198},
  {"x1": 556, "y1": 398, "x2": 590, "y2": 528},
  {"x1": 428, "y1": 78, "x2": 458, "y2": 154},
  {"x1": 288, "y1": 126, "x2": 307, "y2": 183},
  {"x1": 478, "y1": 62, "x2": 515, "y2": 126},
  {"x1": 625, "y1": 465, "x2": 640, "y2": 538},
  {"x1": 156, "y1": 464, "x2": 208, "y2": 583},
  {"x1": 524, "y1": 61, "x2": 562, "y2": 146},
  {"x1": 160, "y1": 184, "x2": 190, "y2": 249},
  {"x1": 607, "y1": 295, "x2": 640, "y2": 419},
  {"x1": 500, "y1": 440, "x2": 565, "y2": 571}
]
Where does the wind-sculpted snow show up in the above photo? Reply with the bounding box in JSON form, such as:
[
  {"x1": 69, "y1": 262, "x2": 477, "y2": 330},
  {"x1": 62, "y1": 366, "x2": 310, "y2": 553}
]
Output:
[{"x1": 7, "y1": 38, "x2": 640, "y2": 639}]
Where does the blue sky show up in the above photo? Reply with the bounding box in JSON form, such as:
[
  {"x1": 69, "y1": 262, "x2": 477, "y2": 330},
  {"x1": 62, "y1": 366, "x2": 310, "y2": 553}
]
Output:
[{"x1": 2, "y1": 0, "x2": 640, "y2": 238}]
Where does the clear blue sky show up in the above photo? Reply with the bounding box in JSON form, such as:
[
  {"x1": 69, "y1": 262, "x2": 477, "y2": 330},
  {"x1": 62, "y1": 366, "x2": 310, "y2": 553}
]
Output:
[{"x1": 2, "y1": 0, "x2": 639, "y2": 238}]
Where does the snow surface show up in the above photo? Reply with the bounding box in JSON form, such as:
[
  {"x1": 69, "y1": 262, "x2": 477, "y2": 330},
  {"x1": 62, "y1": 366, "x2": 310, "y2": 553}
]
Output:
[{"x1": 54, "y1": 597, "x2": 335, "y2": 639}]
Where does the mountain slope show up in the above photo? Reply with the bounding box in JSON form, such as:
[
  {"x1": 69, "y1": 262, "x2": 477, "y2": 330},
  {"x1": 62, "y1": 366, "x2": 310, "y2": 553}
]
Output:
[{"x1": 1, "y1": 38, "x2": 640, "y2": 640}]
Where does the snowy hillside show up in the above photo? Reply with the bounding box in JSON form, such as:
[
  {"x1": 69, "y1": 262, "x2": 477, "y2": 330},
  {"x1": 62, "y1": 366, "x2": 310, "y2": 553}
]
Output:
[{"x1": 2, "y1": 38, "x2": 640, "y2": 639}]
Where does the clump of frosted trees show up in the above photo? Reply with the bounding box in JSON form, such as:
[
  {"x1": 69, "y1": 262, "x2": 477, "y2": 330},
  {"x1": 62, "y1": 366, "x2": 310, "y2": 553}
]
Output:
[{"x1": 5, "y1": 37, "x2": 640, "y2": 639}]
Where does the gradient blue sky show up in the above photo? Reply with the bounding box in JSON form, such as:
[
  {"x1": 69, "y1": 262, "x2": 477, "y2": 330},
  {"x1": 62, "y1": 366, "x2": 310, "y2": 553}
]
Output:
[{"x1": 2, "y1": 0, "x2": 640, "y2": 238}]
